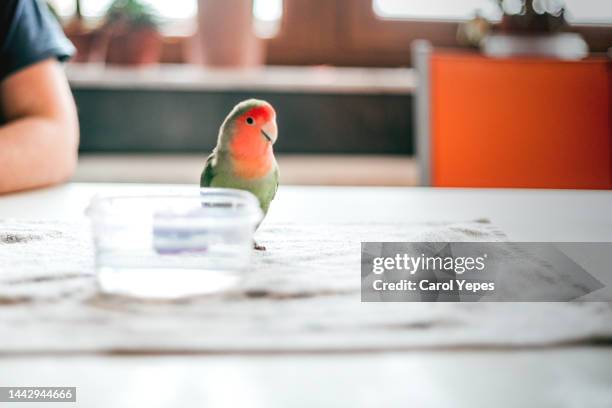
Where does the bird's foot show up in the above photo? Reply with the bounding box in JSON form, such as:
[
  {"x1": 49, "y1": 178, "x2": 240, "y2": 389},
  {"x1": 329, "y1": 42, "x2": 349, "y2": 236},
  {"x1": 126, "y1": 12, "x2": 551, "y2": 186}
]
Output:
[{"x1": 253, "y1": 242, "x2": 266, "y2": 251}]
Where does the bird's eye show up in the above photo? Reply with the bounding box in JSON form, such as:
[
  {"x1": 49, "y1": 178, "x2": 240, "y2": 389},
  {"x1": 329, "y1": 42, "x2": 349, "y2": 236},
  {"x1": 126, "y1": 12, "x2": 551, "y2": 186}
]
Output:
[{"x1": 246, "y1": 117, "x2": 255, "y2": 125}]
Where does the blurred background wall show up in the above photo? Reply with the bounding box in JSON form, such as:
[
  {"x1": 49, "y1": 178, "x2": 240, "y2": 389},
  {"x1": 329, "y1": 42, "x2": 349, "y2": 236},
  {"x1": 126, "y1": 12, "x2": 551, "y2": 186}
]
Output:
[{"x1": 47, "y1": 0, "x2": 612, "y2": 187}]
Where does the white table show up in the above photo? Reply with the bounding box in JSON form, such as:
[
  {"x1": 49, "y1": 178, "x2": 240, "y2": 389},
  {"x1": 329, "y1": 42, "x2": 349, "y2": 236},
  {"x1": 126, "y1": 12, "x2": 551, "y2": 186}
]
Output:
[
  {"x1": 3, "y1": 183, "x2": 612, "y2": 239},
  {"x1": 1, "y1": 183, "x2": 611, "y2": 408}
]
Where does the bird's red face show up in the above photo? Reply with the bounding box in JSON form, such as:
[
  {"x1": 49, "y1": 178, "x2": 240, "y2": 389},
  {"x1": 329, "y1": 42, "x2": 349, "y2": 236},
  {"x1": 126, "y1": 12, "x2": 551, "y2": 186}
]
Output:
[
  {"x1": 228, "y1": 103, "x2": 277, "y2": 179},
  {"x1": 230, "y1": 104, "x2": 278, "y2": 160}
]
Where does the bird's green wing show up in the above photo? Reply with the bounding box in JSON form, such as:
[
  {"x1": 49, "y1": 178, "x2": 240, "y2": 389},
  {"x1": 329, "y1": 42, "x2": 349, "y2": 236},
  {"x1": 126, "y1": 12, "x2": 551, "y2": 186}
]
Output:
[
  {"x1": 272, "y1": 165, "x2": 279, "y2": 200},
  {"x1": 200, "y1": 154, "x2": 216, "y2": 187},
  {"x1": 258, "y1": 165, "x2": 279, "y2": 216}
]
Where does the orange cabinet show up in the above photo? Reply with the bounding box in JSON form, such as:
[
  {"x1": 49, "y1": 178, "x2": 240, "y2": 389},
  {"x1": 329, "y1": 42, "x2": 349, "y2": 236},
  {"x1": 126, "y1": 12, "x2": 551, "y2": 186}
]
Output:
[{"x1": 415, "y1": 45, "x2": 612, "y2": 189}]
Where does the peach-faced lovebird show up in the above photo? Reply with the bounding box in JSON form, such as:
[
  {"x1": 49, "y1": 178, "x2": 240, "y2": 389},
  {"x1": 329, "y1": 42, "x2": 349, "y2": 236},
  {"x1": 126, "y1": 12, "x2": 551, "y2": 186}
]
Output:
[{"x1": 200, "y1": 99, "x2": 279, "y2": 250}]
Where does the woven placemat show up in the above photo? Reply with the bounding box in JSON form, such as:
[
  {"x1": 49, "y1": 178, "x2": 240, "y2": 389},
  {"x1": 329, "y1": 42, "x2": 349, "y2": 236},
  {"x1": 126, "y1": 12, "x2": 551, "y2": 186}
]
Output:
[{"x1": 0, "y1": 219, "x2": 610, "y2": 354}]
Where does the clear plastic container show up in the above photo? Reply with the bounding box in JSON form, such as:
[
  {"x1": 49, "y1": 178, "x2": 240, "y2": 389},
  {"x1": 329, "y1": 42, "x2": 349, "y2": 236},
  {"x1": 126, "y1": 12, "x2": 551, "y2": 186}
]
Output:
[{"x1": 86, "y1": 188, "x2": 263, "y2": 299}]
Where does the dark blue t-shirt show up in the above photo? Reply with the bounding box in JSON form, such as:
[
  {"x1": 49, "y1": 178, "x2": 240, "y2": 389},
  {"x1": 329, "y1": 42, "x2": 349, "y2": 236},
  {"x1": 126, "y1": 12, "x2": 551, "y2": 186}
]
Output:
[{"x1": 0, "y1": 0, "x2": 74, "y2": 82}]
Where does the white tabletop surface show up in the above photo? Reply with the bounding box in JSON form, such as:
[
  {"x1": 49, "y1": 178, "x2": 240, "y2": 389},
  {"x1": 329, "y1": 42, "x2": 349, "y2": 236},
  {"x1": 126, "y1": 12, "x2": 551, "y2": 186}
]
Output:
[
  {"x1": 2, "y1": 182, "x2": 611, "y2": 240},
  {"x1": 1, "y1": 183, "x2": 611, "y2": 408}
]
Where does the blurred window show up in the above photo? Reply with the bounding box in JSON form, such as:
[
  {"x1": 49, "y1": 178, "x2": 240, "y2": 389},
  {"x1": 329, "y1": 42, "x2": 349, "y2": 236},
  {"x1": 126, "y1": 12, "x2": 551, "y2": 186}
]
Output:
[
  {"x1": 374, "y1": 0, "x2": 502, "y2": 21},
  {"x1": 254, "y1": 0, "x2": 283, "y2": 38},
  {"x1": 373, "y1": 0, "x2": 612, "y2": 25},
  {"x1": 48, "y1": 0, "x2": 283, "y2": 37}
]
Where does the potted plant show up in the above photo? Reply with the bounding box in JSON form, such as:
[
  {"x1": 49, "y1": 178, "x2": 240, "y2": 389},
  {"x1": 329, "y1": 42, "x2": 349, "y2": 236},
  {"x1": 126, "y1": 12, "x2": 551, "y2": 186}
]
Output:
[
  {"x1": 457, "y1": 11, "x2": 493, "y2": 48},
  {"x1": 62, "y1": 0, "x2": 111, "y2": 63},
  {"x1": 496, "y1": 0, "x2": 567, "y2": 34},
  {"x1": 482, "y1": 0, "x2": 588, "y2": 59},
  {"x1": 103, "y1": 0, "x2": 162, "y2": 65}
]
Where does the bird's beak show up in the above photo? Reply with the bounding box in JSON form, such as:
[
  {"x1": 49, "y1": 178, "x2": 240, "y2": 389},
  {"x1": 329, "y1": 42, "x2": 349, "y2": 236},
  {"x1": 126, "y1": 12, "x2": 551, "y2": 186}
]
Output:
[{"x1": 261, "y1": 120, "x2": 278, "y2": 144}]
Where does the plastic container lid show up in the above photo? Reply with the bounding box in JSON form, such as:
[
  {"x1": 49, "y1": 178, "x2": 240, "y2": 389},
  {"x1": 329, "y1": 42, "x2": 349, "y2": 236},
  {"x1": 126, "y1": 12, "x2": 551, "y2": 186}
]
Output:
[{"x1": 86, "y1": 188, "x2": 263, "y2": 228}]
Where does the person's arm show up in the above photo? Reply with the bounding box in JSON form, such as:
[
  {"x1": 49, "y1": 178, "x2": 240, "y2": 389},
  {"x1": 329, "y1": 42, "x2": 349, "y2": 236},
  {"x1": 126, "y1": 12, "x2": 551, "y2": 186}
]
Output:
[{"x1": 0, "y1": 58, "x2": 78, "y2": 194}]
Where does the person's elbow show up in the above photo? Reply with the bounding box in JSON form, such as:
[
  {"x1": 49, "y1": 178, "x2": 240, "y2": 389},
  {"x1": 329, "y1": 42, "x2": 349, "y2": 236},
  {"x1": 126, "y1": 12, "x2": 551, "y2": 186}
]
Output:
[
  {"x1": 0, "y1": 58, "x2": 81, "y2": 193},
  {"x1": 47, "y1": 108, "x2": 80, "y2": 186}
]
